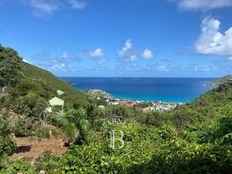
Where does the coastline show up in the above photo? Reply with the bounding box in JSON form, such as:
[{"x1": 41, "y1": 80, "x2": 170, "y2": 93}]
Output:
[
  {"x1": 84, "y1": 88, "x2": 184, "y2": 103},
  {"x1": 61, "y1": 77, "x2": 215, "y2": 103},
  {"x1": 84, "y1": 89, "x2": 183, "y2": 112}
]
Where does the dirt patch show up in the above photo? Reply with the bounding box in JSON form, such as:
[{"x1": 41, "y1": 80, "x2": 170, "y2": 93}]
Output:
[{"x1": 11, "y1": 137, "x2": 68, "y2": 161}]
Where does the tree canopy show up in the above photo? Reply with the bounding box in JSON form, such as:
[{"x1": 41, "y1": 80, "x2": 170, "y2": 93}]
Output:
[{"x1": 0, "y1": 45, "x2": 22, "y2": 87}]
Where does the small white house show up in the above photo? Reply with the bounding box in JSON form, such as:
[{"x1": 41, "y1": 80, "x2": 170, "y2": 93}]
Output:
[
  {"x1": 49, "y1": 97, "x2": 64, "y2": 112},
  {"x1": 56, "y1": 89, "x2": 64, "y2": 95}
]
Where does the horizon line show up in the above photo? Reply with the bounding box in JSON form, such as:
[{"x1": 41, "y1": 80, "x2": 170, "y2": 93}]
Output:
[{"x1": 58, "y1": 76, "x2": 218, "y2": 78}]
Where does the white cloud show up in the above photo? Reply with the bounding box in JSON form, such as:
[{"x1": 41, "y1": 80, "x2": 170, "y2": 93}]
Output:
[
  {"x1": 191, "y1": 65, "x2": 210, "y2": 72},
  {"x1": 78, "y1": 48, "x2": 105, "y2": 58},
  {"x1": 195, "y1": 17, "x2": 232, "y2": 56},
  {"x1": 123, "y1": 40, "x2": 133, "y2": 51},
  {"x1": 129, "y1": 55, "x2": 137, "y2": 62},
  {"x1": 28, "y1": 0, "x2": 59, "y2": 13},
  {"x1": 22, "y1": 0, "x2": 87, "y2": 15},
  {"x1": 201, "y1": 65, "x2": 210, "y2": 72},
  {"x1": 98, "y1": 59, "x2": 105, "y2": 64},
  {"x1": 52, "y1": 63, "x2": 67, "y2": 72},
  {"x1": 141, "y1": 49, "x2": 153, "y2": 59},
  {"x1": 47, "y1": 52, "x2": 71, "y2": 72},
  {"x1": 118, "y1": 40, "x2": 153, "y2": 61},
  {"x1": 118, "y1": 40, "x2": 133, "y2": 58},
  {"x1": 227, "y1": 56, "x2": 232, "y2": 61},
  {"x1": 175, "y1": 0, "x2": 232, "y2": 11},
  {"x1": 89, "y1": 48, "x2": 105, "y2": 58},
  {"x1": 69, "y1": 0, "x2": 86, "y2": 9},
  {"x1": 157, "y1": 65, "x2": 168, "y2": 72},
  {"x1": 61, "y1": 52, "x2": 69, "y2": 59}
]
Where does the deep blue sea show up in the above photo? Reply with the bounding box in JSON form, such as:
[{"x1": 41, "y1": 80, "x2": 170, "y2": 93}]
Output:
[{"x1": 61, "y1": 77, "x2": 216, "y2": 103}]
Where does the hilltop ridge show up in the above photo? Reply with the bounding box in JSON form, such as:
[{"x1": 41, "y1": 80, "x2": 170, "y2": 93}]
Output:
[
  {"x1": 208, "y1": 75, "x2": 232, "y2": 86},
  {"x1": 21, "y1": 62, "x2": 89, "y2": 106}
]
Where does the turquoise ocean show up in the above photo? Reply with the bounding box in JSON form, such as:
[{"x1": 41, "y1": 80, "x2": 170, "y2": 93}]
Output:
[{"x1": 61, "y1": 77, "x2": 216, "y2": 103}]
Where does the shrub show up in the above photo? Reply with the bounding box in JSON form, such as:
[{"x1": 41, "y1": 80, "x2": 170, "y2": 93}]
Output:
[
  {"x1": 13, "y1": 119, "x2": 34, "y2": 137},
  {"x1": 0, "y1": 159, "x2": 36, "y2": 174},
  {"x1": 0, "y1": 136, "x2": 16, "y2": 160},
  {"x1": 11, "y1": 92, "x2": 47, "y2": 118}
]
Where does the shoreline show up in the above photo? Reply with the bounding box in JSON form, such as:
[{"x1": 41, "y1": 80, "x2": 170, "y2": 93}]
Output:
[
  {"x1": 83, "y1": 88, "x2": 185, "y2": 104},
  {"x1": 84, "y1": 89, "x2": 184, "y2": 112},
  {"x1": 62, "y1": 77, "x2": 215, "y2": 103}
]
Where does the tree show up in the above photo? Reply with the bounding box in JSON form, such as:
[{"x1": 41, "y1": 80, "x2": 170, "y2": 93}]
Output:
[
  {"x1": 51, "y1": 107, "x2": 90, "y2": 145},
  {"x1": 0, "y1": 45, "x2": 23, "y2": 87}
]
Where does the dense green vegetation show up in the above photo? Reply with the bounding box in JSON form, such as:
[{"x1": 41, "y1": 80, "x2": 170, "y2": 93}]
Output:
[
  {"x1": 0, "y1": 116, "x2": 16, "y2": 167},
  {"x1": 1, "y1": 44, "x2": 232, "y2": 173},
  {"x1": 0, "y1": 46, "x2": 22, "y2": 88},
  {"x1": 208, "y1": 75, "x2": 232, "y2": 86},
  {"x1": 22, "y1": 62, "x2": 89, "y2": 105}
]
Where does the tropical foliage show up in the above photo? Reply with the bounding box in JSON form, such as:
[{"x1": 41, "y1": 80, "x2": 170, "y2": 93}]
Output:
[
  {"x1": 1, "y1": 45, "x2": 232, "y2": 173},
  {"x1": 0, "y1": 45, "x2": 22, "y2": 87}
]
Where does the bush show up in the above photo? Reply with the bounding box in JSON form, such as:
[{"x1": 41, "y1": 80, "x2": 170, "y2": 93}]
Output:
[
  {"x1": 12, "y1": 78, "x2": 55, "y2": 99},
  {"x1": 0, "y1": 117, "x2": 16, "y2": 166},
  {"x1": 0, "y1": 136, "x2": 16, "y2": 162},
  {"x1": 0, "y1": 45, "x2": 22, "y2": 87},
  {"x1": 13, "y1": 119, "x2": 34, "y2": 137},
  {"x1": 35, "y1": 151, "x2": 60, "y2": 172},
  {"x1": 0, "y1": 159, "x2": 36, "y2": 174},
  {"x1": 11, "y1": 92, "x2": 47, "y2": 118}
]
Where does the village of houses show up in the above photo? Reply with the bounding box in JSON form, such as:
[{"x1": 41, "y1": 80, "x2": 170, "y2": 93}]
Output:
[
  {"x1": 85, "y1": 89, "x2": 182, "y2": 112},
  {"x1": 1, "y1": 86, "x2": 182, "y2": 114}
]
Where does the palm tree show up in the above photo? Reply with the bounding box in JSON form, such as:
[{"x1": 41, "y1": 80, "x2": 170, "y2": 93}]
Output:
[{"x1": 51, "y1": 107, "x2": 90, "y2": 145}]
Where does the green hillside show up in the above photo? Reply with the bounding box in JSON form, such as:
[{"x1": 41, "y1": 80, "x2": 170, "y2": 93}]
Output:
[
  {"x1": 21, "y1": 62, "x2": 89, "y2": 105},
  {"x1": 1, "y1": 44, "x2": 232, "y2": 174},
  {"x1": 208, "y1": 75, "x2": 232, "y2": 86}
]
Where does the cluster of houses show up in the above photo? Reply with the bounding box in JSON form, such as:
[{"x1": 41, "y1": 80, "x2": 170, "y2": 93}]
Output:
[
  {"x1": 85, "y1": 88, "x2": 181, "y2": 112},
  {"x1": 1, "y1": 85, "x2": 181, "y2": 114},
  {"x1": 107, "y1": 99, "x2": 138, "y2": 107},
  {"x1": 107, "y1": 98, "x2": 180, "y2": 112},
  {"x1": 85, "y1": 89, "x2": 112, "y2": 100},
  {"x1": 141, "y1": 102, "x2": 180, "y2": 112}
]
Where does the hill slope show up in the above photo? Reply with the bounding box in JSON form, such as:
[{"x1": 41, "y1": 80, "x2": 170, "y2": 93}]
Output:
[
  {"x1": 208, "y1": 75, "x2": 232, "y2": 86},
  {"x1": 22, "y1": 62, "x2": 85, "y2": 98}
]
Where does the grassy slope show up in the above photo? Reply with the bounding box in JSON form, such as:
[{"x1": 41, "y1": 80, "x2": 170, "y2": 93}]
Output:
[{"x1": 21, "y1": 62, "x2": 89, "y2": 104}]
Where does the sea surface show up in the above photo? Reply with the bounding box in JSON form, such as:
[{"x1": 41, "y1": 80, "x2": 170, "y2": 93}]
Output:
[{"x1": 61, "y1": 77, "x2": 216, "y2": 103}]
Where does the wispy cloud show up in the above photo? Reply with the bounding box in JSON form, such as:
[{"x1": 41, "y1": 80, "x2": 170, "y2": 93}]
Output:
[
  {"x1": 21, "y1": 0, "x2": 87, "y2": 15},
  {"x1": 89, "y1": 48, "x2": 105, "y2": 58},
  {"x1": 30, "y1": 51, "x2": 80, "y2": 73},
  {"x1": 141, "y1": 49, "x2": 153, "y2": 59},
  {"x1": 172, "y1": 0, "x2": 232, "y2": 11},
  {"x1": 118, "y1": 40, "x2": 134, "y2": 58},
  {"x1": 190, "y1": 64, "x2": 211, "y2": 72},
  {"x1": 226, "y1": 56, "x2": 232, "y2": 61},
  {"x1": 27, "y1": 0, "x2": 59, "y2": 14},
  {"x1": 52, "y1": 52, "x2": 70, "y2": 64},
  {"x1": 156, "y1": 65, "x2": 168, "y2": 72},
  {"x1": 195, "y1": 17, "x2": 232, "y2": 56},
  {"x1": 69, "y1": 0, "x2": 87, "y2": 9},
  {"x1": 78, "y1": 48, "x2": 105, "y2": 59},
  {"x1": 98, "y1": 59, "x2": 105, "y2": 65},
  {"x1": 161, "y1": 57, "x2": 175, "y2": 63}
]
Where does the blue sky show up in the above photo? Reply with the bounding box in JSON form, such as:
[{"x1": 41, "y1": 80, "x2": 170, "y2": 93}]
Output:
[{"x1": 1, "y1": 0, "x2": 232, "y2": 77}]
